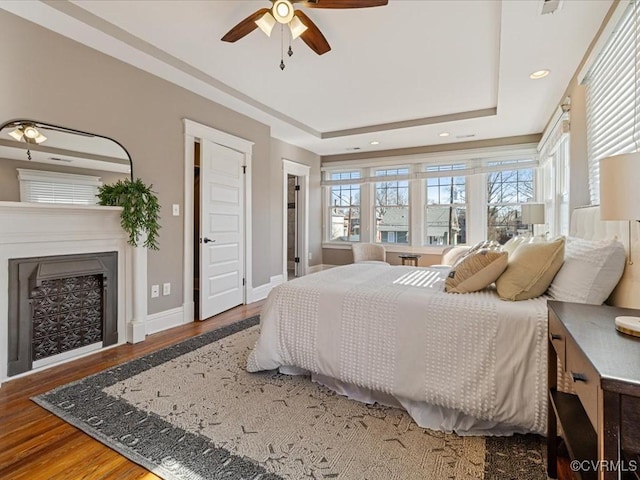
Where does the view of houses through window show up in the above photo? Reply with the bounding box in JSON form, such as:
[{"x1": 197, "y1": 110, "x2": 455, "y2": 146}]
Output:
[
  {"x1": 375, "y1": 168, "x2": 409, "y2": 244},
  {"x1": 329, "y1": 171, "x2": 360, "y2": 242},
  {"x1": 325, "y1": 156, "x2": 536, "y2": 247},
  {"x1": 425, "y1": 165, "x2": 466, "y2": 246}
]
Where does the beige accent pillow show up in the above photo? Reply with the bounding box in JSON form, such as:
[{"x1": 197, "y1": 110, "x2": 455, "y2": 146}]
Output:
[
  {"x1": 441, "y1": 246, "x2": 472, "y2": 266},
  {"x1": 445, "y1": 249, "x2": 509, "y2": 294},
  {"x1": 502, "y1": 236, "x2": 527, "y2": 255},
  {"x1": 496, "y1": 237, "x2": 565, "y2": 301}
]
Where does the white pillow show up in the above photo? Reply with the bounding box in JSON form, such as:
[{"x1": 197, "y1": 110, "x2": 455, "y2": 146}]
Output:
[{"x1": 548, "y1": 237, "x2": 626, "y2": 304}]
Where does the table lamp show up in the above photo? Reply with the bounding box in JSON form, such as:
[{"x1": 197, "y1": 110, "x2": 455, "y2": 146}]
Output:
[
  {"x1": 521, "y1": 203, "x2": 545, "y2": 236},
  {"x1": 599, "y1": 152, "x2": 640, "y2": 337}
]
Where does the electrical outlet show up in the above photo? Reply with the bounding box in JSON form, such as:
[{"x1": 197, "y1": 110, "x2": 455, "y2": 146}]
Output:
[
  {"x1": 308, "y1": 252, "x2": 312, "y2": 260},
  {"x1": 151, "y1": 285, "x2": 159, "y2": 298},
  {"x1": 172, "y1": 204, "x2": 180, "y2": 216},
  {"x1": 163, "y1": 282, "x2": 171, "y2": 296}
]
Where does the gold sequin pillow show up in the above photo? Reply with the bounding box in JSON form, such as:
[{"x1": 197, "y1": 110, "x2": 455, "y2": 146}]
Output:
[{"x1": 445, "y1": 249, "x2": 509, "y2": 294}]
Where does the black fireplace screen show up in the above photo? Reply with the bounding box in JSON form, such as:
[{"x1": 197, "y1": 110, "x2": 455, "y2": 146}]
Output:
[{"x1": 31, "y1": 274, "x2": 104, "y2": 361}]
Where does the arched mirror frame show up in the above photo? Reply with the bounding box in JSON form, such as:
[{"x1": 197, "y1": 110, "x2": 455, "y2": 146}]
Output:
[{"x1": 0, "y1": 119, "x2": 133, "y2": 182}]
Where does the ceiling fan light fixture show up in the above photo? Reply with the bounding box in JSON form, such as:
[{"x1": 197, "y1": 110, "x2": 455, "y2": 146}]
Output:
[
  {"x1": 273, "y1": 0, "x2": 294, "y2": 24},
  {"x1": 289, "y1": 15, "x2": 308, "y2": 40},
  {"x1": 8, "y1": 124, "x2": 47, "y2": 144},
  {"x1": 255, "y1": 11, "x2": 276, "y2": 36}
]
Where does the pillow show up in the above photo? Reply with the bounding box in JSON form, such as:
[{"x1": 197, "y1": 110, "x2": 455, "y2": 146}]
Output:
[
  {"x1": 441, "y1": 246, "x2": 472, "y2": 266},
  {"x1": 548, "y1": 237, "x2": 625, "y2": 304},
  {"x1": 496, "y1": 237, "x2": 565, "y2": 301},
  {"x1": 502, "y1": 236, "x2": 527, "y2": 255},
  {"x1": 445, "y1": 249, "x2": 508, "y2": 293}
]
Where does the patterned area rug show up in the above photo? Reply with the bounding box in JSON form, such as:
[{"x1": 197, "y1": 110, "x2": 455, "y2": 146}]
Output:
[{"x1": 33, "y1": 317, "x2": 546, "y2": 480}]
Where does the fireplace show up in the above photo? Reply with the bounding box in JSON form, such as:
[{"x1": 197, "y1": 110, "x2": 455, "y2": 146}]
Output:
[
  {"x1": 0, "y1": 202, "x2": 148, "y2": 387},
  {"x1": 8, "y1": 252, "x2": 118, "y2": 377}
]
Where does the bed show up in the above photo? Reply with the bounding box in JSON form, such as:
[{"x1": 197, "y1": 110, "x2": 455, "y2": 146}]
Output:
[{"x1": 247, "y1": 206, "x2": 640, "y2": 436}]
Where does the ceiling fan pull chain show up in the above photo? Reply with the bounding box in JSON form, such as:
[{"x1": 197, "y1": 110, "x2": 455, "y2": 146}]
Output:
[
  {"x1": 280, "y1": 24, "x2": 286, "y2": 70},
  {"x1": 288, "y1": 22, "x2": 293, "y2": 57}
]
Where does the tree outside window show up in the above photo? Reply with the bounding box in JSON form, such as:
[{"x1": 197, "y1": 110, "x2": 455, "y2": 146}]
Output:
[
  {"x1": 487, "y1": 168, "x2": 533, "y2": 244},
  {"x1": 329, "y1": 172, "x2": 360, "y2": 241},
  {"x1": 375, "y1": 168, "x2": 409, "y2": 244}
]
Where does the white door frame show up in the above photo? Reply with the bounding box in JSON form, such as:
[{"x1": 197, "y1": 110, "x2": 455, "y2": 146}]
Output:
[
  {"x1": 282, "y1": 159, "x2": 309, "y2": 279},
  {"x1": 183, "y1": 119, "x2": 254, "y2": 322}
]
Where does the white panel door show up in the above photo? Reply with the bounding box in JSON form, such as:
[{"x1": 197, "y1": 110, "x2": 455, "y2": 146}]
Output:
[{"x1": 199, "y1": 140, "x2": 244, "y2": 320}]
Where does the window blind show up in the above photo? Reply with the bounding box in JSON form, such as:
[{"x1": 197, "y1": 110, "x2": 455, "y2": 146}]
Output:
[
  {"x1": 586, "y1": 0, "x2": 639, "y2": 204},
  {"x1": 18, "y1": 169, "x2": 102, "y2": 205}
]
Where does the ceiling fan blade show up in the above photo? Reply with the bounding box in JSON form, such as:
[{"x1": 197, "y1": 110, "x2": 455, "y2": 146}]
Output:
[
  {"x1": 293, "y1": 0, "x2": 387, "y2": 8},
  {"x1": 294, "y1": 11, "x2": 331, "y2": 55},
  {"x1": 221, "y1": 8, "x2": 270, "y2": 42}
]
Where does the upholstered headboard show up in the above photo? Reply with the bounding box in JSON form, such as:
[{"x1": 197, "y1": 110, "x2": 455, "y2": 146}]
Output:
[{"x1": 570, "y1": 206, "x2": 640, "y2": 309}]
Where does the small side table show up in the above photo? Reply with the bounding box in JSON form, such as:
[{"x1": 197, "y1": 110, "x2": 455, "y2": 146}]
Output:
[{"x1": 399, "y1": 254, "x2": 421, "y2": 266}]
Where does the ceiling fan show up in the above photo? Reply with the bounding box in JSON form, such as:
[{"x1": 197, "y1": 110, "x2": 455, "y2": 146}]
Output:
[{"x1": 221, "y1": 0, "x2": 388, "y2": 61}]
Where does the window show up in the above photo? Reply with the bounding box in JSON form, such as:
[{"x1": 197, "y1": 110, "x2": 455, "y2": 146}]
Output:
[
  {"x1": 328, "y1": 171, "x2": 360, "y2": 242},
  {"x1": 18, "y1": 169, "x2": 102, "y2": 205},
  {"x1": 487, "y1": 168, "x2": 533, "y2": 243},
  {"x1": 374, "y1": 168, "x2": 409, "y2": 244},
  {"x1": 321, "y1": 145, "x2": 538, "y2": 247},
  {"x1": 424, "y1": 166, "x2": 466, "y2": 245},
  {"x1": 585, "y1": 1, "x2": 638, "y2": 204}
]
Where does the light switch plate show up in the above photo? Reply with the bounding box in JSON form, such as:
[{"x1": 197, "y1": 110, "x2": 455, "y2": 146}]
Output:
[
  {"x1": 163, "y1": 282, "x2": 171, "y2": 296},
  {"x1": 172, "y1": 204, "x2": 180, "y2": 216}
]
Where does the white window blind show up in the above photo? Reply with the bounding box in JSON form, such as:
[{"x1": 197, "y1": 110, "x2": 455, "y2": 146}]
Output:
[
  {"x1": 18, "y1": 169, "x2": 102, "y2": 205},
  {"x1": 586, "y1": 0, "x2": 639, "y2": 204}
]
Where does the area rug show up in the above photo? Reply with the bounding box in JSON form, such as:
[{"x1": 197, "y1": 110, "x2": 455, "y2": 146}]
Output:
[{"x1": 33, "y1": 317, "x2": 546, "y2": 480}]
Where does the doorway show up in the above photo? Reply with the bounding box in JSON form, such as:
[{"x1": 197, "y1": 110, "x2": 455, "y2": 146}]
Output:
[
  {"x1": 183, "y1": 119, "x2": 253, "y2": 322},
  {"x1": 286, "y1": 174, "x2": 298, "y2": 280},
  {"x1": 282, "y1": 160, "x2": 310, "y2": 281}
]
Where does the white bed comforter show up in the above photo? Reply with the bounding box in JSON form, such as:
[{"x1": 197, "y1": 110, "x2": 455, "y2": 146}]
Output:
[{"x1": 247, "y1": 263, "x2": 548, "y2": 435}]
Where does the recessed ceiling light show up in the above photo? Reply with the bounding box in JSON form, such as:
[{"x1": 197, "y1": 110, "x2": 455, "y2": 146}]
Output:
[
  {"x1": 439, "y1": 132, "x2": 450, "y2": 137},
  {"x1": 530, "y1": 69, "x2": 550, "y2": 80},
  {"x1": 370, "y1": 141, "x2": 380, "y2": 145}
]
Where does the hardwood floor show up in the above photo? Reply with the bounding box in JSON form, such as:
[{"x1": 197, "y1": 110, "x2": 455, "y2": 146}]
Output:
[
  {"x1": 0, "y1": 301, "x2": 263, "y2": 480},
  {"x1": 1, "y1": 298, "x2": 575, "y2": 479}
]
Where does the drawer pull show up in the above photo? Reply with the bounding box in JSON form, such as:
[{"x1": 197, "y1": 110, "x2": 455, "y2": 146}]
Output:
[
  {"x1": 550, "y1": 333, "x2": 562, "y2": 341},
  {"x1": 571, "y1": 372, "x2": 587, "y2": 383}
]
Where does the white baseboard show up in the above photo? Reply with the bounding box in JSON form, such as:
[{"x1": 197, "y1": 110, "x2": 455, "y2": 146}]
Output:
[
  {"x1": 308, "y1": 264, "x2": 336, "y2": 274},
  {"x1": 248, "y1": 274, "x2": 284, "y2": 303},
  {"x1": 146, "y1": 306, "x2": 186, "y2": 335}
]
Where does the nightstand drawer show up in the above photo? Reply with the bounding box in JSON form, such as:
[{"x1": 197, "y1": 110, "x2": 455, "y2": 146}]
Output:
[
  {"x1": 566, "y1": 337, "x2": 599, "y2": 430},
  {"x1": 548, "y1": 309, "x2": 566, "y2": 368}
]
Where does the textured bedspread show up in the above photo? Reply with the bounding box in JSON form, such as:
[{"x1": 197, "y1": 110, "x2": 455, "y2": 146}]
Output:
[{"x1": 247, "y1": 264, "x2": 548, "y2": 434}]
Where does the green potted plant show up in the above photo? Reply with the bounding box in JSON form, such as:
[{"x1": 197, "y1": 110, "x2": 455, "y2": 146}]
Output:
[{"x1": 97, "y1": 178, "x2": 161, "y2": 250}]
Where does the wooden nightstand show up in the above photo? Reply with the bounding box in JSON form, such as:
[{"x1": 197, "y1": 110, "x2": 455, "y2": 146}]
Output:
[{"x1": 547, "y1": 301, "x2": 640, "y2": 480}]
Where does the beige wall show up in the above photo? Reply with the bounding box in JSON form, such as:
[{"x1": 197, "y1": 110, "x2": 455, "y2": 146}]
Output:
[{"x1": 0, "y1": 11, "x2": 307, "y2": 315}]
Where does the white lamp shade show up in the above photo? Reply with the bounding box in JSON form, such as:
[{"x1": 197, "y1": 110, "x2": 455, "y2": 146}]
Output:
[
  {"x1": 255, "y1": 11, "x2": 276, "y2": 37},
  {"x1": 600, "y1": 153, "x2": 640, "y2": 220},
  {"x1": 289, "y1": 16, "x2": 308, "y2": 40},
  {"x1": 521, "y1": 203, "x2": 545, "y2": 225}
]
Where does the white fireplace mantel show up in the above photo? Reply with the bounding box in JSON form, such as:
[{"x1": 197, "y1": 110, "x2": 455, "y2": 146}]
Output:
[{"x1": 0, "y1": 201, "x2": 147, "y2": 386}]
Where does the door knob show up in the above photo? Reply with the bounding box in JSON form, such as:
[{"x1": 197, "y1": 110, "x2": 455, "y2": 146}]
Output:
[{"x1": 203, "y1": 237, "x2": 215, "y2": 243}]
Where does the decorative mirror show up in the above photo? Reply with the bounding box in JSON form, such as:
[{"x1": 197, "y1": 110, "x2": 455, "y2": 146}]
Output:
[{"x1": 0, "y1": 119, "x2": 132, "y2": 179}]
